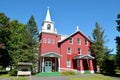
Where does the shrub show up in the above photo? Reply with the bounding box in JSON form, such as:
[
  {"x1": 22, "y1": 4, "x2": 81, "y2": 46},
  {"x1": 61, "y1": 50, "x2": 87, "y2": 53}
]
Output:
[
  {"x1": 9, "y1": 69, "x2": 17, "y2": 76},
  {"x1": 61, "y1": 71, "x2": 76, "y2": 76}
]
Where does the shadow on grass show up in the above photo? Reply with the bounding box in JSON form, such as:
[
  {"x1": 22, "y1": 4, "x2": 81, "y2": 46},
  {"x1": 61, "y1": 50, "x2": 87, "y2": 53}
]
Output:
[{"x1": 103, "y1": 73, "x2": 120, "y2": 78}]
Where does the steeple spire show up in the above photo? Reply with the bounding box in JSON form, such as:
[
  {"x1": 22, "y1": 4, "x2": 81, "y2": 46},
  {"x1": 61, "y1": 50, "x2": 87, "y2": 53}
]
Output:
[
  {"x1": 76, "y1": 26, "x2": 79, "y2": 31},
  {"x1": 45, "y1": 7, "x2": 51, "y2": 21}
]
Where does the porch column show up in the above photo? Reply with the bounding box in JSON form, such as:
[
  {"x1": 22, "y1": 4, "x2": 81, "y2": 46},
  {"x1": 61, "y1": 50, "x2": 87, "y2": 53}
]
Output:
[
  {"x1": 89, "y1": 60, "x2": 94, "y2": 74},
  {"x1": 80, "y1": 59, "x2": 84, "y2": 74},
  {"x1": 58, "y1": 58, "x2": 60, "y2": 72},
  {"x1": 42, "y1": 57, "x2": 44, "y2": 72}
]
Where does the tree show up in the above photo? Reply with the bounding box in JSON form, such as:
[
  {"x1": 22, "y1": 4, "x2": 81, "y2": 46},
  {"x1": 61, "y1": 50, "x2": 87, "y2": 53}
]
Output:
[
  {"x1": 91, "y1": 22, "x2": 113, "y2": 73},
  {"x1": 0, "y1": 48, "x2": 11, "y2": 67},
  {"x1": 8, "y1": 20, "x2": 37, "y2": 66},
  {"x1": 115, "y1": 13, "x2": 120, "y2": 69},
  {"x1": 26, "y1": 15, "x2": 38, "y2": 40},
  {"x1": 0, "y1": 13, "x2": 11, "y2": 67},
  {"x1": 25, "y1": 15, "x2": 39, "y2": 69}
]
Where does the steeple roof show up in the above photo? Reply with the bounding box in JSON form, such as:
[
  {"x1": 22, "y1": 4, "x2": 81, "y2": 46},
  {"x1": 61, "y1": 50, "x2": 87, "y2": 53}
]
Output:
[{"x1": 45, "y1": 7, "x2": 51, "y2": 21}]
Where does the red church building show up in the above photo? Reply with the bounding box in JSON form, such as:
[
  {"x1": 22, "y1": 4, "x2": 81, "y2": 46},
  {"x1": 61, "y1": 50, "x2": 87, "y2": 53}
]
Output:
[{"x1": 39, "y1": 8, "x2": 96, "y2": 74}]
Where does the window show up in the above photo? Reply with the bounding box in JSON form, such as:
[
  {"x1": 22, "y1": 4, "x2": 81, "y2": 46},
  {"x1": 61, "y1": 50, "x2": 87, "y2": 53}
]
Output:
[
  {"x1": 77, "y1": 38, "x2": 81, "y2": 44},
  {"x1": 47, "y1": 24, "x2": 51, "y2": 30},
  {"x1": 78, "y1": 48, "x2": 81, "y2": 54},
  {"x1": 67, "y1": 60, "x2": 71, "y2": 67},
  {"x1": 52, "y1": 39, "x2": 55, "y2": 44},
  {"x1": 68, "y1": 47, "x2": 71, "y2": 54},
  {"x1": 48, "y1": 38, "x2": 51, "y2": 44},
  {"x1": 88, "y1": 48, "x2": 91, "y2": 55},
  {"x1": 85, "y1": 39, "x2": 88, "y2": 45},
  {"x1": 69, "y1": 37, "x2": 73, "y2": 44},
  {"x1": 43, "y1": 38, "x2": 47, "y2": 43}
]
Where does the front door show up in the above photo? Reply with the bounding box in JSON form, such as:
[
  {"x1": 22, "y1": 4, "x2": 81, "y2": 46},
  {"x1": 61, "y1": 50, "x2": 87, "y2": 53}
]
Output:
[{"x1": 45, "y1": 59, "x2": 52, "y2": 72}]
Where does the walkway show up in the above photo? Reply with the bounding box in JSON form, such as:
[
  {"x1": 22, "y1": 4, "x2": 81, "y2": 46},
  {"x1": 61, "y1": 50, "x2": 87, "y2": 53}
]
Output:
[{"x1": 31, "y1": 74, "x2": 93, "y2": 80}]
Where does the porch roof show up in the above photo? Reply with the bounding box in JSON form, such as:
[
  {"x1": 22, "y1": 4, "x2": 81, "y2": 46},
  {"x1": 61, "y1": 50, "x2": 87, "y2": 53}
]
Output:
[
  {"x1": 41, "y1": 52, "x2": 62, "y2": 58},
  {"x1": 18, "y1": 62, "x2": 32, "y2": 66},
  {"x1": 73, "y1": 54, "x2": 95, "y2": 59}
]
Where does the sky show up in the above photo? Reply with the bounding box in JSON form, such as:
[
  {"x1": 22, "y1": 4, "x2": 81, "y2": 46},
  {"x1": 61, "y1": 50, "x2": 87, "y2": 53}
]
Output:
[{"x1": 0, "y1": 0, "x2": 120, "y2": 54}]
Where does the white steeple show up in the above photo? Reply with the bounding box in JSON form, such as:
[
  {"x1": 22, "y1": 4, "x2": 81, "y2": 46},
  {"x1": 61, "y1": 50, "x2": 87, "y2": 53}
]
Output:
[
  {"x1": 45, "y1": 7, "x2": 51, "y2": 21},
  {"x1": 41, "y1": 7, "x2": 57, "y2": 34}
]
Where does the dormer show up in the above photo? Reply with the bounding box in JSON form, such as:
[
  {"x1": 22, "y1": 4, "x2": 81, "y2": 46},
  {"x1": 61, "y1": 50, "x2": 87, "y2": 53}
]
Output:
[{"x1": 41, "y1": 7, "x2": 57, "y2": 34}]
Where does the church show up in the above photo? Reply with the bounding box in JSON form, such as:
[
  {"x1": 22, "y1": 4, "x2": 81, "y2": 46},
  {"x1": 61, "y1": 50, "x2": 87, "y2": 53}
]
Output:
[{"x1": 38, "y1": 8, "x2": 96, "y2": 74}]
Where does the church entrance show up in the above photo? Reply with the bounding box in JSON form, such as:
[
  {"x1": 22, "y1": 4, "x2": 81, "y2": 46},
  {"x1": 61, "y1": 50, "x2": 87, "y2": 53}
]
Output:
[{"x1": 45, "y1": 58, "x2": 52, "y2": 72}]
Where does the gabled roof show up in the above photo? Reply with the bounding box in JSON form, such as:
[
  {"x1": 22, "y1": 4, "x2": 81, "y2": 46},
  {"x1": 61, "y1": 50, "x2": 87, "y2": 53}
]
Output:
[
  {"x1": 41, "y1": 52, "x2": 62, "y2": 58},
  {"x1": 58, "y1": 30, "x2": 92, "y2": 43},
  {"x1": 73, "y1": 54, "x2": 95, "y2": 59}
]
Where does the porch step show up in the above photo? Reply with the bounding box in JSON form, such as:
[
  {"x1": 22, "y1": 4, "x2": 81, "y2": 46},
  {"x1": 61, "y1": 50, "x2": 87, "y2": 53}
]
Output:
[
  {"x1": 36, "y1": 72, "x2": 60, "y2": 77},
  {"x1": 84, "y1": 70, "x2": 91, "y2": 74}
]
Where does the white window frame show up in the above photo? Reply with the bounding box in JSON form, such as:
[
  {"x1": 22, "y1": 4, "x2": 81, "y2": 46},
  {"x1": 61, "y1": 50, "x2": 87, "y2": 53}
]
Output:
[
  {"x1": 52, "y1": 39, "x2": 55, "y2": 44},
  {"x1": 67, "y1": 60, "x2": 71, "y2": 67},
  {"x1": 77, "y1": 38, "x2": 81, "y2": 45},
  {"x1": 43, "y1": 38, "x2": 47, "y2": 43},
  {"x1": 67, "y1": 47, "x2": 71, "y2": 54},
  {"x1": 85, "y1": 39, "x2": 88, "y2": 46},
  {"x1": 69, "y1": 37, "x2": 73, "y2": 44},
  {"x1": 88, "y1": 48, "x2": 91, "y2": 55},
  {"x1": 48, "y1": 38, "x2": 51, "y2": 44},
  {"x1": 78, "y1": 48, "x2": 81, "y2": 55}
]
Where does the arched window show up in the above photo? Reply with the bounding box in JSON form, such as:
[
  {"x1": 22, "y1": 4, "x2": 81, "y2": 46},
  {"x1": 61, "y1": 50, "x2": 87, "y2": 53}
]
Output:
[
  {"x1": 88, "y1": 48, "x2": 91, "y2": 55},
  {"x1": 77, "y1": 38, "x2": 81, "y2": 44},
  {"x1": 47, "y1": 24, "x2": 51, "y2": 30}
]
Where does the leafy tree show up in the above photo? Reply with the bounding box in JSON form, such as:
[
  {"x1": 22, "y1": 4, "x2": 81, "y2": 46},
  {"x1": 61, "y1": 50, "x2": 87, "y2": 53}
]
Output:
[
  {"x1": 115, "y1": 13, "x2": 120, "y2": 69},
  {"x1": 91, "y1": 22, "x2": 113, "y2": 73},
  {"x1": 8, "y1": 20, "x2": 36, "y2": 66},
  {"x1": 0, "y1": 48, "x2": 11, "y2": 67},
  {"x1": 0, "y1": 12, "x2": 11, "y2": 67},
  {"x1": 0, "y1": 12, "x2": 9, "y2": 26}
]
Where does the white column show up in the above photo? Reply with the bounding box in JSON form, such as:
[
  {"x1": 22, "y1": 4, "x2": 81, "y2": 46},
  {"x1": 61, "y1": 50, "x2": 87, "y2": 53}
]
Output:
[
  {"x1": 58, "y1": 58, "x2": 60, "y2": 72},
  {"x1": 42, "y1": 57, "x2": 44, "y2": 72},
  {"x1": 90, "y1": 60, "x2": 94, "y2": 74}
]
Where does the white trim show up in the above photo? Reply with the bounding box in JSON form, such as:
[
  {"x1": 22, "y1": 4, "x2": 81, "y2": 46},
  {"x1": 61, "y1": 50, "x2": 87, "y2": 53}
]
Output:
[
  {"x1": 66, "y1": 60, "x2": 71, "y2": 67},
  {"x1": 42, "y1": 57, "x2": 44, "y2": 72},
  {"x1": 67, "y1": 47, "x2": 72, "y2": 54},
  {"x1": 80, "y1": 70, "x2": 84, "y2": 74},
  {"x1": 58, "y1": 58, "x2": 60, "y2": 72},
  {"x1": 90, "y1": 70, "x2": 94, "y2": 74},
  {"x1": 41, "y1": 52, "x2": 62, "y2": 57},
  {"x1": 58, "y1": 31, "x2": 91, "y2": 43}
]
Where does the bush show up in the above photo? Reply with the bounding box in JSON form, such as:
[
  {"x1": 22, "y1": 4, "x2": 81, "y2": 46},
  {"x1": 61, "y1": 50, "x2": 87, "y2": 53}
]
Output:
[
  {"x1": 61, "y1": 71, "x2": 76, "y2": 76},
  {"x1": 9, "y1": 69, "x2": 17, "y2": 76}
]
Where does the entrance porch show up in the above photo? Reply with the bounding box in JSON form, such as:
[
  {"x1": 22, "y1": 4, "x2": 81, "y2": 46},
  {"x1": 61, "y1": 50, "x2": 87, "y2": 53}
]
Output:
[
  {"x1": 40, "y1": 52, "x2": 61, "y2": 72},
  {"x1": 73, "y1": 54, "x2": 95, "y2": 74}
]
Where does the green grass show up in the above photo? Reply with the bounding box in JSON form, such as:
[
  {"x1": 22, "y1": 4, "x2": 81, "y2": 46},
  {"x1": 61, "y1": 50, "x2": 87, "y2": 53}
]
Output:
[
  {"x1": 69, "y1": 74, "x2": 118, "y2": 80},
  {"x1": 36, "y1": 72, "x2": 60, "y2": 77},
  {"x1": 61, "y1": 71, "x2": 76, "y2": 76},
  {"x1": 0, "y1": 74, "x2": 27, "y2": 80}
]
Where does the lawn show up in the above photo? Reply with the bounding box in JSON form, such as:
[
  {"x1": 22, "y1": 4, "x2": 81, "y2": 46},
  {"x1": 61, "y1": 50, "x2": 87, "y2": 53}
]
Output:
[
  {"x1": 0, "y1": 74, "x2": 27, "y2": 80},
  {"x1": 0, "y1": 74, "x2": 119, "y2": 80},
  {"x1": 69, "y1": 74, "x2": 119, "y2": 80}
]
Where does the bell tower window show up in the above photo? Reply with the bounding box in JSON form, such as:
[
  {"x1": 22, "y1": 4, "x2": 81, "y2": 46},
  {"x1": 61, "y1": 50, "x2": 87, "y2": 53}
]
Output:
[{"x1": 47, "y1": 24, "x2": 51, "y2": 30}]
